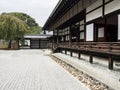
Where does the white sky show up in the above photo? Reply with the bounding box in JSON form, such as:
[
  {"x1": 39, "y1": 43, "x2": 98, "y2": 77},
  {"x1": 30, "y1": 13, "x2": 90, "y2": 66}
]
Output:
[{"x1": 0, "y1": 0, "x2": 59, "y2": 27}]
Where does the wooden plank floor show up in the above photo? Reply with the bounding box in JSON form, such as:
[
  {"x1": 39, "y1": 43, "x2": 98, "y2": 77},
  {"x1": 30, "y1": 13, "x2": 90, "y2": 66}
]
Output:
[{"x1": 0, "y1": 50, "x2": 89, "y2": 90}]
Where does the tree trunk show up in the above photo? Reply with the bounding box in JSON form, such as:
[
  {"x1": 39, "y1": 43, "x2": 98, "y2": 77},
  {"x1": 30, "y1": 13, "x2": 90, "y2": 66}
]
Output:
[{"x1": 8, "y1": 40, "x2": 12, "y2": 48}]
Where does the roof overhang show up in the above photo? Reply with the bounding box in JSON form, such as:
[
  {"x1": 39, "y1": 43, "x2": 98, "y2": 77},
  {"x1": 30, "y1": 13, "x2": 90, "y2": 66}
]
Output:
[
  {"x1": 43, "y1": 0, "x2": 80, "y2": 30},
  {"x1": 24, "y1": 34, "x2": 52, "y2": 39}
]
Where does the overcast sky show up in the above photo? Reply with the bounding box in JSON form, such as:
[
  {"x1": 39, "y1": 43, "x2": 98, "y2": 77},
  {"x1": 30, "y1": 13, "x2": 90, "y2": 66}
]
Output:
[{"x1": 0, "y1": 0, "x2": 59, "y2": 27}]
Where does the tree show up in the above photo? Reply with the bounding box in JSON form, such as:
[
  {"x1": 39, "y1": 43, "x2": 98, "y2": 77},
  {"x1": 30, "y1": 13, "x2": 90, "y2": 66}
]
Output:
[
  {"x1": 7, "y1": 12, "x2": 42, "y2": 34},
  {"x1": 0, "y1": 14, "x2": 29, "y2": 48}
]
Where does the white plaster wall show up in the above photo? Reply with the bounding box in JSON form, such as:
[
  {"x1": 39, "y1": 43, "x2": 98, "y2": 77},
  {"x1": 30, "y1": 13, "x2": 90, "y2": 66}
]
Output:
[
  {"x1": 81, "y1": 54, "x2": 90, "y2": 61},
  {"x1": 105, "y1": 0, "x2": 110, "y2": 3},
  {"x1": 82, "y1": 55, "x2": 120, "y2": 69},
  {"x1": 80, "y1": 20, "x2": 84, "y2": 25},
  {"x1": 105, "y1": 0, "x2": 120, "y2": 15},
  {"x1": 80, "y1": 32, "x2": 84, "y2": 39},
  {"x1": 80, "y1": 25, "x2": 84, "y2": 30},
  {"x1": 86, "y1": 7, "x2": 102, "y2": 22},
  {"x1": 118, "y1": 15, "x2": 120, "y2": 40},
  {"x1": 98, "y1": 27, "x2": 104, "y2": 38},
  {"x1": 86, "y1": 0, "x2": 102, "y2": 13},
  {"x1": 25, "y1": 40, "x2": 30, "y2": 46},
  {"x1": 93, "y1": 56, "x2": 108, "y2": 66},
  {"x1": 67, "y1": 51, "x2": 70, "y2": 55},
  {"x1": 73, "y1": 52, "x2": 78, "y2": 58},
  {"x1": 62, "y1": 50, "x2": 65, "y2": 54},
  {"x1": 80, "y1": 54, "x2": 108, "y2": 66}
]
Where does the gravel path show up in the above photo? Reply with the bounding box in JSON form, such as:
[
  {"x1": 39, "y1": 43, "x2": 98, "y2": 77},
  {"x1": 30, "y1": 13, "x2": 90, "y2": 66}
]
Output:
[{"x1": 0, "y1": 50, "x2": 89, "y2": 90}]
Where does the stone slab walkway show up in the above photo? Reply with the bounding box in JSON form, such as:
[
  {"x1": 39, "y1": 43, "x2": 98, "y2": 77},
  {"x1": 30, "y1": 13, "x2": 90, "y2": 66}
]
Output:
[
  {"x1": 0, "y1": 50, "x2": 89, "y2": 90},
  {"x1": 52, "y1": 53, "x2": 120, "y2": 90}
]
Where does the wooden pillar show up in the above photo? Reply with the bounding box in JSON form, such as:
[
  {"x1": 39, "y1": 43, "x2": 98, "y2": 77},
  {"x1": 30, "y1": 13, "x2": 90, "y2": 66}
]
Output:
[
  {"x1": 30, "y1": 38, "x2": 32, "y2": 49},
  {"x1": 65, "y1": 50, "x2": 67, "y2": 54},
  {"x1": 52, "y1": 38, "x2": 53, "y2": 50},
  {"x1": 61, "y1": 49, "x2": 62, "y2": 53},
  {"x1": 102, "y1": 0, "x2": 105, "y2": 17},
  {"x1": 64, "y1": 36, "x2": 66, "y2": 42},
  {"x1": 76, "y1": 27, "x2": 79, "y2": 42},
  {"x1": 70, "y1": 51, "x2": 73, "y2": 57},
  {"x1": 69, "y1": 28, "x2": 72, "y2": 46},
  {"x1": 52, "y1": 37, "x2": 55, "y2": 50},
  {"x1": 39, "y1": 39, "x2": 41, "y2": 49},
  {"x1": 58, "y1": 48, "x2": 61, "y2": 53},
  {"x1": 89, "y1": 54, "x2": 93, "y2": 64},
  {"x1": 108, "y1": 55, "x2": 113, "y2": 70},
  {"x1": 78, "y1": 52, "x2": 81, "y2": 59},
  {"x1": 57, "y1": 30, "x2": 59, "y2": 44},
  {"x1": 57, "y1": 37, "x2": 59, "y2": 44}
]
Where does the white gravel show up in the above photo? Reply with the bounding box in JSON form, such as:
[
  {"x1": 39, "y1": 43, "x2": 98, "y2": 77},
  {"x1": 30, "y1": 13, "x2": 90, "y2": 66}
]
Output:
[{"x1": 0, "y1": 49, "x2": 89, "y2": 90}]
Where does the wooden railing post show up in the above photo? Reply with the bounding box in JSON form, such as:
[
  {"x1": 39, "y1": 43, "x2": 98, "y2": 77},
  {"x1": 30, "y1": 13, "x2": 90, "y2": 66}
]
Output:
[
  {"x1": 78, "y1": 52, "x2": 81, "y2": 59},
  {"x1": 70, "y1": 51, "x2": 73, "y2": 57},
  {"x1": 90, "y1": 54, "x2": 93, "y2": 64},
  {"x1": 108, "y1": 55, "x2": 113, "y2": 70},
  {"x1": 58, "y1": 48, "x2": 61, "y2": 53},
  {"x1": 65, "y1": 50, "x2": 67, "y2": 54},
  {"x1": 109, "y1": 43, "x2": 112, "y2": 52}
]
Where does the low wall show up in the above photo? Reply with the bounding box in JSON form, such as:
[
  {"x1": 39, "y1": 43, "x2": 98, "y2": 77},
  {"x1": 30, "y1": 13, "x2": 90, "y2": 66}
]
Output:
[
  {"x1": 0, "y1": 40, "x2": 18, "y2": 49},
  {"x1": 0, "y1": 41, "x2": 9, "y2": 49}
]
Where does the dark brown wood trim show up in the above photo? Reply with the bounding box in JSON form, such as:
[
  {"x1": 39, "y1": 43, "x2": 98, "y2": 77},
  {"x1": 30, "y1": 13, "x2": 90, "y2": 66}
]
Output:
[
  {"x1": 102, "y1": 0, "x2": 105, "y2": 17},
  {"x1": 84, "y1": 11, "x2": 86, "y2": 42}
]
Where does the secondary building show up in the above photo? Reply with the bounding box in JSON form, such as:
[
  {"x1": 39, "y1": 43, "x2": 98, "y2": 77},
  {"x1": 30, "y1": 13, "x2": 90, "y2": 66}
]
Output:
[{"x1": 19, "y1": 34, "x2": 52, "y2": 49}]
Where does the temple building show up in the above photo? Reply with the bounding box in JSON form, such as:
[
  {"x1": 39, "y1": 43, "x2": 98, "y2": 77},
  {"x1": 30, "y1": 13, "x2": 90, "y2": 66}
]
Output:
[{"x1": 43, "y1": 0, "x2": 120, "y2": 70}]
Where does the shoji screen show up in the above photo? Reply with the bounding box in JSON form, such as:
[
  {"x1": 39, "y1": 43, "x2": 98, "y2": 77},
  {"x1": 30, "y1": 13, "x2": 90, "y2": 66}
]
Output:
[{"x1": 86, "y1": 24, "x2": 94, "y2": 41}]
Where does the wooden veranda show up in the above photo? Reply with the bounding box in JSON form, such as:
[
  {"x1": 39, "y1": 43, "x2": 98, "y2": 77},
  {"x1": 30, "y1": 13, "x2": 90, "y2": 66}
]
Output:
[{"x1": 53, "y1": 42, "x2": 120, "y2": 70}]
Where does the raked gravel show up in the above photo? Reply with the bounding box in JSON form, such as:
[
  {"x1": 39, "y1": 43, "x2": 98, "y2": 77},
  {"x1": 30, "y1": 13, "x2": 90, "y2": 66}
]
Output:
[{"x1": 0, "y1": 49, "x2": 89, "y2": 90}]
